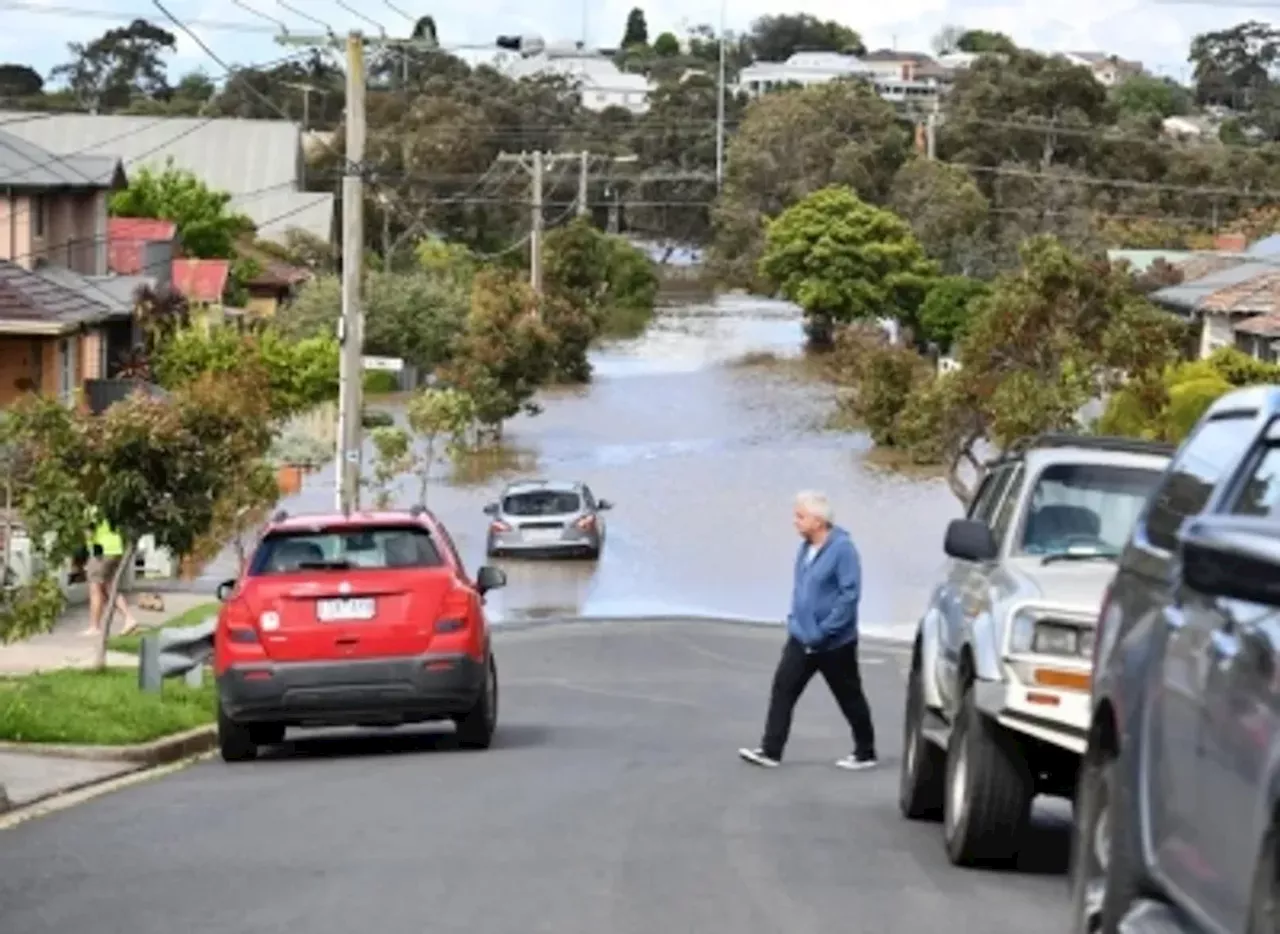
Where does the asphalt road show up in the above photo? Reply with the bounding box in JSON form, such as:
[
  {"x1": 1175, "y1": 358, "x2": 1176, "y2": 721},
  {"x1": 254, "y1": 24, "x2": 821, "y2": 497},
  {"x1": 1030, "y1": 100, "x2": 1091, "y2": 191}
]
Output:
[{"x1": 0, "y1": 621, "x2": 1071, "y2": 934}]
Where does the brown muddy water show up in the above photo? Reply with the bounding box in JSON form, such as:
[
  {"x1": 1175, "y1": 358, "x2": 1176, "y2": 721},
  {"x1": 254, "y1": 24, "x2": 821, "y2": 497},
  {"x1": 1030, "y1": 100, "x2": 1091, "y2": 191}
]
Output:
[{"x1": 210, "y1": 296, "x2": 963, "y2": 640}]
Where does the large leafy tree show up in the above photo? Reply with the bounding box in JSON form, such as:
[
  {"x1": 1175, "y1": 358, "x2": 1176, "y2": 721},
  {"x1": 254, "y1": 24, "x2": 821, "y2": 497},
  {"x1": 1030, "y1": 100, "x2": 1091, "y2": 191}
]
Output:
[
  {"x1": 711, "y1": 79, "x2": 910, "y2": 287},
  {"x1": 50, "y1": 19, "x2": 177, "y2": 112},
  {"x1": 758, "y1": 186, "x2": 938, "y2": 346},
  {"x1": 742, "y1": 14, "x2": 864, "y2": 61},
  {"x1": 1189, "y1": 20, "x2": 1280, "y2": 109},
  {"x1": 888, "y1": 159, "x2": 992, "y2": 276}
]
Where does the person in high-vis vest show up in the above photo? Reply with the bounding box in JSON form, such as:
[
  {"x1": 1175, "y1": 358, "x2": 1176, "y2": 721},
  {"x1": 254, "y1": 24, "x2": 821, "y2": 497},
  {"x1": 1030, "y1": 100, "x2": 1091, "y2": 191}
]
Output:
[{"x1": 85, "y1": 517, "x2": 138, "y2": 636}]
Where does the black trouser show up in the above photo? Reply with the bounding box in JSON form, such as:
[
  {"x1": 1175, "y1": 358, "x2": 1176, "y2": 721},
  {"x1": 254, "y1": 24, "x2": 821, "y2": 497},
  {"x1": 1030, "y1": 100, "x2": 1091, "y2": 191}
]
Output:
[{"x1": 760, "y1": 636, "x2": 876, "y2": 761}]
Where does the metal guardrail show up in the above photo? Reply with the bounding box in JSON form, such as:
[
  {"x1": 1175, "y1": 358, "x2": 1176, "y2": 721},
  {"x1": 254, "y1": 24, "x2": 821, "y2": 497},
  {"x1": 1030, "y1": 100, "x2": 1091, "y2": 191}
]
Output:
[{"x1": 138, "y1": 618, "x2": 216, "y2": 693}]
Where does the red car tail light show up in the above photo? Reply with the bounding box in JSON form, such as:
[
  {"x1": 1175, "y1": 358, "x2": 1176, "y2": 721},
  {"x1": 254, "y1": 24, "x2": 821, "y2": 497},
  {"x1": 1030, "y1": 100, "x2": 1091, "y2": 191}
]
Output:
[
  {"x1": 575, "y1": 515, "x2": 596, "y2": 530},
  {"x1": 433, "y1": 588, "x2": 472, "y2": 635}
]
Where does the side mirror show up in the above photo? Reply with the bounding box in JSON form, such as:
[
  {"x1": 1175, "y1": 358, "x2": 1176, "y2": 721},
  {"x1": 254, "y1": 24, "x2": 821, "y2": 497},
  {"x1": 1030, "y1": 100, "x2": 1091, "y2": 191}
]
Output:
[
  {"x1": 482, "y1": 503, "x2": 498, "y2": 516},
  {"x1": 944, "y1": 518, "x2": 998, "y2": 563},
  {"x1": 476, "y1": 565, "x2": 507, "y2": 594},
  {"x1": 596, "y1": 499, "x2": 613, "y2": 511},
  {"x1": 1179, "y1": 516, "x2": 1280, "y2": 607},
  {"x1": 215, "y1": 578, "x2": 237, "y2": 602}
]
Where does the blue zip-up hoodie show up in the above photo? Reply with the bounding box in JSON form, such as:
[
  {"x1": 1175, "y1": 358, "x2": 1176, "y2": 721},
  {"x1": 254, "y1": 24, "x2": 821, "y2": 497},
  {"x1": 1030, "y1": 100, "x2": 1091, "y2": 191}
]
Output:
[{"x1": 788, "y1": 526, "x2": 861, "y2": 651}]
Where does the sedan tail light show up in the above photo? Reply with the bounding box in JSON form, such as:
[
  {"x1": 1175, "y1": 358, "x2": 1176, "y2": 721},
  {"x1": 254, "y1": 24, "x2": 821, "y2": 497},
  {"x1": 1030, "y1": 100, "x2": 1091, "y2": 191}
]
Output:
[
  {"x1": 575, "y1": 515, "x2": 596, "y2": 530},
  {"x1": 490, "y1": 520, "x2": 512, "y2": 533}
]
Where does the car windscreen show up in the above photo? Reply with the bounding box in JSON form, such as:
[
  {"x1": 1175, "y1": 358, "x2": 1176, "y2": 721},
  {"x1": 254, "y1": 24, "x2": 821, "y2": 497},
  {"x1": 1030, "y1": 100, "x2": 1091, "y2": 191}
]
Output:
[
  {"x1": 249, "y1": 525, "x2": 444, "y2": 574},
  {"x1": 1018, "y1": 464, "x2": 1164, "y2": 557},
  {"x1": 502, "y1": 491, "x2": 582, "y2": 516}
]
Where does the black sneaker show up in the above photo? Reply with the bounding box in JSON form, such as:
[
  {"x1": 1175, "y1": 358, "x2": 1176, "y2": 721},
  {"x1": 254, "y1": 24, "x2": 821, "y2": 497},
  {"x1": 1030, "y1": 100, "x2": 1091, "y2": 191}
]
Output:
[
  {"x1": 835, "y1": 753, "x2": 878, "y2": 771},
  {"x1": 738, "y1": 747, "x2": 780, "y2": 768}
]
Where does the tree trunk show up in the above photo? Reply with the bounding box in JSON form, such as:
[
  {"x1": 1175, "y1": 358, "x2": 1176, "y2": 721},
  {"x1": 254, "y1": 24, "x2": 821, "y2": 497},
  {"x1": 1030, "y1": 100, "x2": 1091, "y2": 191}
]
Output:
[{"x1": 95, "y1": 540, "x2": 135, "y2": 670}]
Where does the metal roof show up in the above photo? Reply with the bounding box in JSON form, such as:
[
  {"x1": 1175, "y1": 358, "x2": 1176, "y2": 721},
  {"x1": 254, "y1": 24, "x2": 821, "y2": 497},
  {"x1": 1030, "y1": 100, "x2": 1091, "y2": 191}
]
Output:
[
  {"x1": 1150, "y1": 260, "x2": 1278, "y2": 312},
  {"x1": 0, "y1": 128, "x2": 123, "y2": 188},
  {"x1": 0, "y1": 112, "x2": 333, "y2": 241}
]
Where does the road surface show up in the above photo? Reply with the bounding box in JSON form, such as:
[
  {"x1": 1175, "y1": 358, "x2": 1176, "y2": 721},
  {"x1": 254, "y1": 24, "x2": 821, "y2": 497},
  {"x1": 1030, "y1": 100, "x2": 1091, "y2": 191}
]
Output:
[{"x1": 0, "y1": 621, "x2": 1070, "y2": 934}]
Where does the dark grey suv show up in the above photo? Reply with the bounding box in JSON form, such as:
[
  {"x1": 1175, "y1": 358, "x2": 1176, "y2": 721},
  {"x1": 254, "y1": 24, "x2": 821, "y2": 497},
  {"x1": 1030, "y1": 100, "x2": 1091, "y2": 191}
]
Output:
[{"x1": 1070, "y1": 384, "x2": 1280, "y2": 934}]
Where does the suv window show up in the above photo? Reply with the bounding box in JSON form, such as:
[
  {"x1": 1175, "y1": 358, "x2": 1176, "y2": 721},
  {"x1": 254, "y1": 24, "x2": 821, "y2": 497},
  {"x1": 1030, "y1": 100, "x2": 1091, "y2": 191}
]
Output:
[
  {"x1": 249, "y1": 525, "x2": 444, "y2": 574},
  {"x1": 969, "y1": 466, "x2": 1014, "y2": 523},
  {"x1": 1018, "y1": 463, "x2": 1165, "y2": 557},
  {"x1": 1232, "y1": 433, "x2": 1280, "y2": 519},
  {"x1": 1144, "y1": 414, "x2": 1258, "y2": 551}
]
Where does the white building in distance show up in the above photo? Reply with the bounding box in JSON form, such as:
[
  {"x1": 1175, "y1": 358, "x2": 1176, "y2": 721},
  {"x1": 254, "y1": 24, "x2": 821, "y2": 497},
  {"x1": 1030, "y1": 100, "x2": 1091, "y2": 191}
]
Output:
[
  {"x1": 737, "y1": 50, "x2": 966, "y2": 109},
  {"x1": 495, "y1": 45, "x2": 654, "y2": 114}
]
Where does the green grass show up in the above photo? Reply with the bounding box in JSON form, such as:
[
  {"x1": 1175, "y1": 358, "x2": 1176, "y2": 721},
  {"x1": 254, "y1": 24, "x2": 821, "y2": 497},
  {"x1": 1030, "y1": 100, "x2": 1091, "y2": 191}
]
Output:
[
  {"x1": 107, "y1": 601, "x2": 220, "y2": 656},
  {"x1": 0, "y1": 668, "x2": 215, "y2": 745}
]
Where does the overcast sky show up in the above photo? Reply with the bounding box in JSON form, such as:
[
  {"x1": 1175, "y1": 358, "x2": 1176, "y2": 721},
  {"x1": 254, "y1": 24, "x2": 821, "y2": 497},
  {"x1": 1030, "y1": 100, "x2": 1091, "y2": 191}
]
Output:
[{"x1": 0, "y1": 0, "x2": 1268, "y2": 85}]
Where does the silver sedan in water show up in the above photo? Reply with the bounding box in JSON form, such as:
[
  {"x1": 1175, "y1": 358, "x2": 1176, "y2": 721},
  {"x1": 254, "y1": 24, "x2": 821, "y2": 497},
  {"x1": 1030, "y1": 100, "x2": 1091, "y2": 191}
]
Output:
[{"x1": 483, "y1": 480, "x2": 612, "y2": 559}]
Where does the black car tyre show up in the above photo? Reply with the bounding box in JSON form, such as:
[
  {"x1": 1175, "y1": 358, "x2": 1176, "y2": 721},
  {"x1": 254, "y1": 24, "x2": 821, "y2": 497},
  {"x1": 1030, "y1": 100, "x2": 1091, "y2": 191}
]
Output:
[
  {"x1": 217, "y1": 700, "x2": 258, "y2": 763},
  {"x1": 1069, "y1": 746, "x2": 1143, "y2": 933},
  {"x1": 900, "y1": 661, "x2": 945, "y2": 821},
  {"x1": 455, "y1": 654, "x2": 498, "y2": 749},
  {"x1": 942, "y1": 682, "x2": 1033, "y2": 866}
]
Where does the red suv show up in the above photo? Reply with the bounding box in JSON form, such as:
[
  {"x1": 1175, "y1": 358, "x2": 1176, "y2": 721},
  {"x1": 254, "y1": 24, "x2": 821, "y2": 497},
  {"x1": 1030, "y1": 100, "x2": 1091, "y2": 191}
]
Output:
[{"x1": 212, "y1": 508, "x2": 507, "y2": 762}]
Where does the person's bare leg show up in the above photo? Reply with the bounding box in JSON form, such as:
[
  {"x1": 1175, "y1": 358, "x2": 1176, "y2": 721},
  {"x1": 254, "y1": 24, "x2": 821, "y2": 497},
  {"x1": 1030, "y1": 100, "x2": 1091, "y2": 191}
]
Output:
[
  {"x1": 84, "y1": 580, "x2": 104, "y2": 634},
  {"x1": 115, "y1": 594, "x2": 139, "y2": 635}
]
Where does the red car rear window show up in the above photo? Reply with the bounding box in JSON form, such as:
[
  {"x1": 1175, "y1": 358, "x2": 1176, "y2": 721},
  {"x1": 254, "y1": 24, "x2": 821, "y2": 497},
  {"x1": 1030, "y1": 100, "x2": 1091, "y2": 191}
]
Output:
[{"x1": 248, "y1": 525, "x2": 444, "y2": 575}]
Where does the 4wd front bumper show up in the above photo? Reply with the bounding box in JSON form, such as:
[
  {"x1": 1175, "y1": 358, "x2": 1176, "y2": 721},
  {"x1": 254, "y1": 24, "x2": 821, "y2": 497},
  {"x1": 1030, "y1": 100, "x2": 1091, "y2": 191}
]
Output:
[
  {"x1": 217, "y1": 653, "x2": 486, "y2": 726},
  {"x1": 974, "y1": 670, "x2": 1090, "y2": 754}
]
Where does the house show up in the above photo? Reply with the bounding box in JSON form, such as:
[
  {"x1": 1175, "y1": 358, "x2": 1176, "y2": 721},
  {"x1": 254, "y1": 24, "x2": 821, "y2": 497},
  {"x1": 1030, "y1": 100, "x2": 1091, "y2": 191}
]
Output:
[
  {"x1": 241, "y1": 262, "x2": 312, "y2": 318},
  {"x1": 0, "y1": 128, "x2": 148, "y2": 407},
  {"x1": 1062, "y1": 52, "x2": 1143, "y2": 87},
  {"x1": 1148, "y1": 233, "x2": 1280, "y2": 361},
  {"x1": 737, "y1": 50, "x2": 954, "y2": 108},
  {"x1": 0, "y1": 112, "x2": 334, "y2": 244},
  {"x1": 497, "y1": 47, "x2": 654, "y2": 113}
]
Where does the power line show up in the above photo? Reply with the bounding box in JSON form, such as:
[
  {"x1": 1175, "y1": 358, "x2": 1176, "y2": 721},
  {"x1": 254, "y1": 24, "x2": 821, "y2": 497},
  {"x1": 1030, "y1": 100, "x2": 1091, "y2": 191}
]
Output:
[{"x1": 0, "y1": 0, "x2": 280, "y2": 32}]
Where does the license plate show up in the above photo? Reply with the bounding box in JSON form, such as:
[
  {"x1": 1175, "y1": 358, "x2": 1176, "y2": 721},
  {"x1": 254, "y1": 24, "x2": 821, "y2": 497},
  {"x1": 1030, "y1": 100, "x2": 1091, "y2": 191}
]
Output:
[
  {"x1": 316, "y1": 597, "x2": 376, "y2": 621},
  {"x1": 522, "y1": 528, "x2": 563, "y2": 543}
]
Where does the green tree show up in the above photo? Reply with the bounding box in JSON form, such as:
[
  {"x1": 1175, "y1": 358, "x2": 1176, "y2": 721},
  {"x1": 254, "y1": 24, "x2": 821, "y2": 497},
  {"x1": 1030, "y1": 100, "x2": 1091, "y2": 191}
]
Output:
[
  {"x1": 899, "y1": 237, "x2": 1186, "y2": 503},
  {"x1": 956, "y1": 30, "x2": 1018, "y2": 54},
  {"x1": 743, "y1": 14, "x2": 864, "y2": 61},
  {"x1": 1189, "y1": 20, "x2": 1279, "y2": 109},
  {"x1": 918, "y1": 276, "x2": 989, "y2": 349},
  {"x1": 888, "y1": 159, "x2": 992, "y2": 276},
  {"x1": 653, "y1": 32, "x2": 680, "y2": 57},
  {"x1": 1111, "y1": 74, "x2": 1191, "y2": 119},
  {"x1": 439, "y1": 270, "x2": 556, "y2": 437},
  {"x1": 712, "y1": 80, "x2": 909, "y2": 287},
  {"x1": 109, "y1": 160, "x2": 254, "y2": 259},
  {"x1": 406, "y1": 388, "x2": 477, "y2": 501},
  {"x1": 0, "y1": 63, "x2": 43, "y2": 99},
  {"x1": 758, "y1": 186, "x2": 937, "y2": 346},
  {"x1": 49, "y1": 19, "x2": 177, "y2": 111},
  {"x1": 622, "y1": 8, "x2": 649, "y2": 48}
]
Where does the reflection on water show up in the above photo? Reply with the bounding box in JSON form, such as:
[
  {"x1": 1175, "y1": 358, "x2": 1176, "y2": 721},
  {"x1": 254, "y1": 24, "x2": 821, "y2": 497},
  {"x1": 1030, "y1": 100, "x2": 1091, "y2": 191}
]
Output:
[{"x1": 201, "y1": 295, "x2": 961, "y2": 639}]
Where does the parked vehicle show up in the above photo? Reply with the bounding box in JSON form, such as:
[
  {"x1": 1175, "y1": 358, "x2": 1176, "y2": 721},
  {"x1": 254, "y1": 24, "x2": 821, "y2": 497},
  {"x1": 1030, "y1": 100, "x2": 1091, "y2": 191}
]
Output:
[
  {"x1": 484, "y1": 479, "x2": 612, "y2": 559},
  {"x1": 898, "y1": 433, "x2": 1174, "y2": 866},
  {"x1": 1071, "y1": 385, "x2": 1280, "y2": 934},
  {"x1": 212, "y1": 507, "x2": 507, "y2": 762}
]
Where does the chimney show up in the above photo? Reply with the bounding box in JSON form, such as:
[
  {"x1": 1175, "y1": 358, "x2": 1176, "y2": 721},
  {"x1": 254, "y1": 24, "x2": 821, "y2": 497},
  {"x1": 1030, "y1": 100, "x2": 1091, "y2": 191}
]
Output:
[{"x1": 1215, "y1": 232, "x2": 1248, "y2": 252}]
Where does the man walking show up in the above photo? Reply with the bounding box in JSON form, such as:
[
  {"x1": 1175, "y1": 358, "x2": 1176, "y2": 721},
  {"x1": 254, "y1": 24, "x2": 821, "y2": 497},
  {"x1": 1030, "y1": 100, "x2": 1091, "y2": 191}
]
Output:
[{"x1": 739, "y1": 491, "x2": 877, "y2": 770}]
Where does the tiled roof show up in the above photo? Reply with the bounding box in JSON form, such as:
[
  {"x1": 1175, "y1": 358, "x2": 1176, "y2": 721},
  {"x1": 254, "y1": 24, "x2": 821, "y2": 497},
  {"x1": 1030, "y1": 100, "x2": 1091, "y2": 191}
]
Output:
[
  {"x1": 107, "y1": 217, "x2": 177, "y2": 275},
  {"x1": 1174, "y1": 252, "x2": 1249, "y2": 282},
  {"x1": 1199, "y1": 269, "x2": 1280, "y2": 314},
  {"x1": 35, "y1": 265, "x2": 143, "y2": 315},
  {"x1": 171, "y1": 259, "x2": 229, "y2": 303},
  {"x1": 0, "y1": 128, "x2": 124, "y2": 189},
  {"x1": 248, "y1": 261, "x2": 311, "y2": 288},
  {"x1": 1235, "y1": 312, "x2": 1280, "y2": 337},
  {"x1": 0, "y1": 260, "x2": 120, "y2": 333}
]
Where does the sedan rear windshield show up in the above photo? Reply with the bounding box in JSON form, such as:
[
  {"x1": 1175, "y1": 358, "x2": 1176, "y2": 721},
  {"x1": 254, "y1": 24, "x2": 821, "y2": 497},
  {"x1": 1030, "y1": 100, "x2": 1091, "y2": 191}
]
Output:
[
  {"x1": 502, "y1": 491, "x2": 581, "y2": 515},
  {"x1": 249, "y1": 526, "x2": 444, "y2": 574}
]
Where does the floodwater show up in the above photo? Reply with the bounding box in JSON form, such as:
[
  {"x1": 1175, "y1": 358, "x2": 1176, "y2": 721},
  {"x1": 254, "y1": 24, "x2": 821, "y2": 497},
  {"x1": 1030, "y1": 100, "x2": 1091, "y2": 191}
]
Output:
[{"x1": 239, "y1": 296, "x2": 963, "y2": 640}]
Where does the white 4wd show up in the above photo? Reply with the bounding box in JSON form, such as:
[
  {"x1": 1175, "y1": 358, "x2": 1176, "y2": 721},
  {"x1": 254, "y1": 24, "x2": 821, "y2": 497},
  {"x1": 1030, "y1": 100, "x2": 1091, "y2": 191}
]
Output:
[{"x1": 897, "y1": 433, "x2": 1174, "y2": 866}]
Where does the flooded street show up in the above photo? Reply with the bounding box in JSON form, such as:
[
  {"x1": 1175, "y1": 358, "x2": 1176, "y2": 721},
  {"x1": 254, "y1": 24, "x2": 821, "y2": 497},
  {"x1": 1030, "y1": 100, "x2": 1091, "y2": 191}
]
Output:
[{"x1": 267, "y1": 296, "x2": 962, "y2": 640}]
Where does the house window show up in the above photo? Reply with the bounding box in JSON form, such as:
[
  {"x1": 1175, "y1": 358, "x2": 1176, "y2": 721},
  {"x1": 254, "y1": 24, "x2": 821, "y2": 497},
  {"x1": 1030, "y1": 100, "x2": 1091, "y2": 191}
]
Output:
[{"x1": 32, "y1": 194, "x2": 45, "y2": 237}]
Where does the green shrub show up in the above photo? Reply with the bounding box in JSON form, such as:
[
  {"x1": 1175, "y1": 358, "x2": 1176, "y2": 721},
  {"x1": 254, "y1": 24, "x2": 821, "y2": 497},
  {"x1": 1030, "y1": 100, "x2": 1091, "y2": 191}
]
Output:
[{"x1": 363, "y1": 370, "x2": 401, "y2": 394}]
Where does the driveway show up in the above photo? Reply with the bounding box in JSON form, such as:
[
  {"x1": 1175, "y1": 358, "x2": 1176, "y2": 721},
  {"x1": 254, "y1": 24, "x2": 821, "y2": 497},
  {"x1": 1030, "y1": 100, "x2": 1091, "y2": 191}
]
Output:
[{"x1": 0, "y1": 620, "x2": 1070, "y2": 934}]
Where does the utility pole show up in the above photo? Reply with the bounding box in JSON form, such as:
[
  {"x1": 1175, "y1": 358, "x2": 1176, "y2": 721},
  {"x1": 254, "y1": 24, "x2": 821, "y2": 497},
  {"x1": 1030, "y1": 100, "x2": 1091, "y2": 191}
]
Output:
[
  {"x1": 925, "y1": 108, "x2": 937, "y2": 160},
  {"x1": 498, "y1": 150, "x2": 641, "y2": 293},
  {"x1": 577, "y1": 150, "x2": 590, "y2": 217},
  {"x1": 276, "y1": 29, "x2": 439, "y2": 512}
]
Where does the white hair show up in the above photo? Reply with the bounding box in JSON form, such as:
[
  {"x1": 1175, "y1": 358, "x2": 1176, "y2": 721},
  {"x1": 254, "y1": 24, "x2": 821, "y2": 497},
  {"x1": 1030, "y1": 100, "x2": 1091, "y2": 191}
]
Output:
[{"x1": 794, "y1": 490, "x2": 833, "y2": 524}]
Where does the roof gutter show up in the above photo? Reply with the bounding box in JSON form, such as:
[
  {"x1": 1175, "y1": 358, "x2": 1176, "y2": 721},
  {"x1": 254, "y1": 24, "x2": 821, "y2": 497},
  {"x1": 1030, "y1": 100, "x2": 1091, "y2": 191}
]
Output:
[{"x1": 0, "y1": 318, "x2": 88, "y2": 336}]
